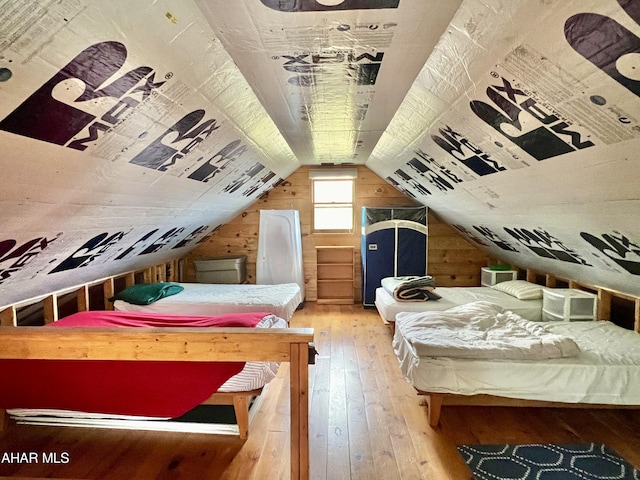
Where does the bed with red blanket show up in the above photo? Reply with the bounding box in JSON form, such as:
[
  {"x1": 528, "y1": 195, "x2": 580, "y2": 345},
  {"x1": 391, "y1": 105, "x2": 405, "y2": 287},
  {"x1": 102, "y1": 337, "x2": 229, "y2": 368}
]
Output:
[{"x1": 0, "y1": 310, "x2": 283, "y2": 433}]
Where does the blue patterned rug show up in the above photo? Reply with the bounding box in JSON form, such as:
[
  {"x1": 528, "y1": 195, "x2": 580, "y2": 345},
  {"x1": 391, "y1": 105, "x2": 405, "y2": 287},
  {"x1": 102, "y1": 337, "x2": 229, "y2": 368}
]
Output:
[{"x1": 458, "y1": 443, "x2": 640, "y2": 480}]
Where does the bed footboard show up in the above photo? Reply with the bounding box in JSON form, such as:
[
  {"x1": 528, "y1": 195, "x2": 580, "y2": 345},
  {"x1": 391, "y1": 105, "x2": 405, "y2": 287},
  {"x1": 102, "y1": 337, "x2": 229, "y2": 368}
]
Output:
[{"x1": 0, "y1": 326, "x2": 314, "y2": 480}]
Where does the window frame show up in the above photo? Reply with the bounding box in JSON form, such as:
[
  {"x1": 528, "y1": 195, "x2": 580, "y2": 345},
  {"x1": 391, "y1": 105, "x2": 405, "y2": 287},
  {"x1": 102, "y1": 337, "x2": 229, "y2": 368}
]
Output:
[{"x1": 311, "y1": 177, "x2": 355, "y2": 234}]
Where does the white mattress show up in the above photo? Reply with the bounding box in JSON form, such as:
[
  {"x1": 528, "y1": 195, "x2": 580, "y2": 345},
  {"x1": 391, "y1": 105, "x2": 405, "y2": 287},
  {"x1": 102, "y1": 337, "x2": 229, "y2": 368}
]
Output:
[
  {"x1": 114, "y1": 282, "x2": 302, "y2": 321},
  {"x1": 375, "y1": 286, "x2": 543, "y2": 322},
  {"x1": 393, "y1": 319, "x2": 640, "y2": 405}
]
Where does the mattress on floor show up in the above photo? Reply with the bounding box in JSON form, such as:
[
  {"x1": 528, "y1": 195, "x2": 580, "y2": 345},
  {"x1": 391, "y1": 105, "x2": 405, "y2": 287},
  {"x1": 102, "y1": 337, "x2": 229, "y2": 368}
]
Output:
[
  {"x1": 114, "y1": 282, "x2": 302, "y2": 321},
  {"x1": 375, "y1": 286, "x2": 543, "y2": 323}
]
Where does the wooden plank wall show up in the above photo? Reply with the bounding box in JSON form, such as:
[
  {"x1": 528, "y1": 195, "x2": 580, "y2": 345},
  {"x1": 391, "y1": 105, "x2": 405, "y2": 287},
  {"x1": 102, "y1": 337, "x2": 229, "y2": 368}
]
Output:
[
  {"x1": 184, "y1": 166, "x2": 490, "y2": 301},
  {"x1": 0, "y1": 260, "x2": 181, "y2": 327}
]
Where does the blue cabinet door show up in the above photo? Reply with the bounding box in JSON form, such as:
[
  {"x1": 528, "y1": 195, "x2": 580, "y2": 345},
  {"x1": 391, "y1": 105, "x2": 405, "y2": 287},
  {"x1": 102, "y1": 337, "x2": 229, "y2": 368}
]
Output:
[
  {"x1": 397, "y1": 227, "x2": 427, "y2": 276},
  {"x1": 362, "y1": 227, "x2": 395, "y2": 306}
]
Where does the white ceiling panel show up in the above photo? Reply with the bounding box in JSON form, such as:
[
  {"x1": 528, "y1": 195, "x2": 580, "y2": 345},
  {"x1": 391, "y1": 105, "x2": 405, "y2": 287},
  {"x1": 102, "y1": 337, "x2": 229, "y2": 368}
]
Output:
[{"x1": 194, "y1": 0, "x2": 462, "y2": 164}]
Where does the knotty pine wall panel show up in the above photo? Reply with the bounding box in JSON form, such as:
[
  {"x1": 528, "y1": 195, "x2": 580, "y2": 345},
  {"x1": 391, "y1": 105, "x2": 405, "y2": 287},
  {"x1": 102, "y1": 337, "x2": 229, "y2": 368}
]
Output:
[{"x1": 185, "y1": 166, "x2": 490, "y2": 301}]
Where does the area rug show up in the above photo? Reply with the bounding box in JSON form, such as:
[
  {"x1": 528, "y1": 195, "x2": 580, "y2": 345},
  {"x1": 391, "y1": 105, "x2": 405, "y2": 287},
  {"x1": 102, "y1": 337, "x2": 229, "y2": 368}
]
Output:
[{"x1": 458, "y1": 443, "x2": 640, "y2": 480}]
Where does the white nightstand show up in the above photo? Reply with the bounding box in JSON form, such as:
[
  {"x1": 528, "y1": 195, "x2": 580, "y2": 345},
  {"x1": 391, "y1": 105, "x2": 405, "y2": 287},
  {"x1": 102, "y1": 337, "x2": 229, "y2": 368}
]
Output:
[
  {"x1": 542, "y1": 288, "x2": 598, "y2": 322},
  {"x1": 480, "y1": 267, "x2": 518, "y2": 287}
]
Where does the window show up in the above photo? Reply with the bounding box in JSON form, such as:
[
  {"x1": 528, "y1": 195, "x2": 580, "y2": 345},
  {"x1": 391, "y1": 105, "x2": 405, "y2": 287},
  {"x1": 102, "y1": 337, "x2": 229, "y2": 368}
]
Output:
[{"x1": 310, "y1": 169, "x2": 356, "y2": 233}]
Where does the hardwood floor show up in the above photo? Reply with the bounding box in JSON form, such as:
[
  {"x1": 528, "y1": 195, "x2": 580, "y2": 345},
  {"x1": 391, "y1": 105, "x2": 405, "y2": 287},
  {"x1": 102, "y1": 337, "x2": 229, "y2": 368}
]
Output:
[{"x1": 1, "y1": 302, "x2": 639, "y2": 479}]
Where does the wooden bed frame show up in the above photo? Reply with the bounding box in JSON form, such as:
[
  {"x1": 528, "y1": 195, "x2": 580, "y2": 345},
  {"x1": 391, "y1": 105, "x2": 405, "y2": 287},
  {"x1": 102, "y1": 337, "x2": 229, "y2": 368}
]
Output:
[
  {"x1": 0, "y1": 260, "x2": 274, "y2": 439},
  {"x1": 406, "y1": 266, "x2": 640, "y2": 428},
  {"x1": 419, "y1": 392, "x2": 640, "y2": 428},
  {"x1": 0, "y1": 260, "x2": 314, "y2": 480}
]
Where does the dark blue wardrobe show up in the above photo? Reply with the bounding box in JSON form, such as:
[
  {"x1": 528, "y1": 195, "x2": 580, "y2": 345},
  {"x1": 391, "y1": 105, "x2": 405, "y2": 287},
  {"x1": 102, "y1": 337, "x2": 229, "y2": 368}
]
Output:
[{"x1": 361, "y1": 206, "x2": 427, "y2": 306}]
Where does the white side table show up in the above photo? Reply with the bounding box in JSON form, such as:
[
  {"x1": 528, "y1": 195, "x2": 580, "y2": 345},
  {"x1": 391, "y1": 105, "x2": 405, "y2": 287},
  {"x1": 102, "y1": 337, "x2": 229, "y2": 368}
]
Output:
[
  {"x1": 542, "y1": 288, "x2": 598, "y2": 322},
  {"x1": 480, "y1": 267, "x2": 518, "y2": 287}
]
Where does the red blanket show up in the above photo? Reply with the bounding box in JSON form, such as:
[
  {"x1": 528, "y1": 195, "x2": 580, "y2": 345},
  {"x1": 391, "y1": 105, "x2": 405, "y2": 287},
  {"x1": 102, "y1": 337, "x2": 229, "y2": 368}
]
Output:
[{"x1": 0, "y1": 310, "x2": 270, "y2": 418}]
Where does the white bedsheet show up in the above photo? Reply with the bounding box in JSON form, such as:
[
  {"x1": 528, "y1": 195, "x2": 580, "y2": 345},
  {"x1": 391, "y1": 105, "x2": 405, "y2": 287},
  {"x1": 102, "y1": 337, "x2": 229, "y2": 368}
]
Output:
[
  {"x1": 375, "y1": 286, "x2": 543, "y2": 322},
  {"x1": 114, "y1": 282, "x2": 302, "y2": 321},
  {"x1": 395, "y1": 302, "x2": 579, "y2": 360},
  {"x1": 393, "y1": 315, "x2": 640, "y2": 405}
]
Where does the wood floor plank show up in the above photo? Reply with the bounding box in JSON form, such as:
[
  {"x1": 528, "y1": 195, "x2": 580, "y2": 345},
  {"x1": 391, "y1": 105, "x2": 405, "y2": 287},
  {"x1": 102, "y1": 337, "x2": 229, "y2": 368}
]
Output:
[
  {"x1": 325, "y1": 310, "x2": 351, "y2": 480},
  {"x1": 1, "y1": 302, "x2": 639, "y2": 479},
  {"x1": 343, "y1": 325, "x2": 375, "y2": 479},
  {"x1": 346, "y1": 420, "x2": 374, "y2": 480},
  {"x1": 251, "y1": 430, "x2": 289, "y2": 480},
  {"x1": 308, "y1": 357, "x2": 330, "y2": 480}
]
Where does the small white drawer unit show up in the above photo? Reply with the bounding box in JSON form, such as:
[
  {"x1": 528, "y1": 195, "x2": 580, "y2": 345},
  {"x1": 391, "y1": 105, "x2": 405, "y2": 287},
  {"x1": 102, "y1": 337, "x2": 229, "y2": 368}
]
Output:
[
  {"x1": 480, "y1": 267, "x2": 518, "y2": 287},
  {"x1": 542, "y1": 288, "x2": 597, "y2": 322}
]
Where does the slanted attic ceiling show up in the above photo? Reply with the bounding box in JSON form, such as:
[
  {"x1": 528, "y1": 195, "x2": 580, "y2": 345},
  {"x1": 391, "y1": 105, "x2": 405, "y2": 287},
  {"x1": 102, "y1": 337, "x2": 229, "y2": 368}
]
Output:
[{"x1": 1, "y1": 0, "x2": 640, "y2": 306}]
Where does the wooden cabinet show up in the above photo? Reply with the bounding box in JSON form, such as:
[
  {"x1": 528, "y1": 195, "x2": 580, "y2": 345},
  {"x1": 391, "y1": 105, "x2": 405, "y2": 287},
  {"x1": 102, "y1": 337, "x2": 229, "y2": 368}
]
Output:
[{"x1": 316, "y1": 246, "x2": 354, "y2": 304}]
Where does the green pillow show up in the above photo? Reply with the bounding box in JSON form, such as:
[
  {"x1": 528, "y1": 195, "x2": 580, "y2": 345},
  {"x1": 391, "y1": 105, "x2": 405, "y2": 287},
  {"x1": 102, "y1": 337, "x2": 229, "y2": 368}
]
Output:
[{"x1": 108, "y1": 282, "x2": 184, "y2": 305}]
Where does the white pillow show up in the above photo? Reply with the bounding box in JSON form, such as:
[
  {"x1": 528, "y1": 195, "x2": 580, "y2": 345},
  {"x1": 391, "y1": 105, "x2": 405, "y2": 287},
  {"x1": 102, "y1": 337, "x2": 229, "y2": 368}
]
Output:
[{"x1": 491, "y1": 280, "x2": 543, "y2": 300}]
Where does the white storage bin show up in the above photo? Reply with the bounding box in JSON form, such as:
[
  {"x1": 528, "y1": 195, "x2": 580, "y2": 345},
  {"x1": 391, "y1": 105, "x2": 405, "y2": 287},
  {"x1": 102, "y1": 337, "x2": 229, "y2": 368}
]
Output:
[
  {"x1": 194, "y1": 255, "x2": 247, "y2": 284},
  {"x1": 480, "y1": 267, "x2": 518, "y2": 287},
  {"x1": 542, "y1": 288, "x2": 597, "y2": 322}
]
